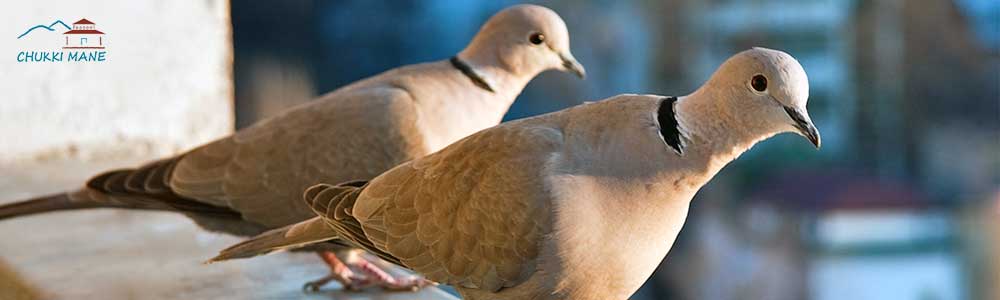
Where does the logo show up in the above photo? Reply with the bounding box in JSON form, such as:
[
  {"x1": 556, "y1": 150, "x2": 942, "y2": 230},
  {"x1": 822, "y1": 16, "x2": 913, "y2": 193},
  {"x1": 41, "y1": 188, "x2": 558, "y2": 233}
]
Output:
[{"x1": 16, "y1": 18, "x2": 108, "y2": 63}]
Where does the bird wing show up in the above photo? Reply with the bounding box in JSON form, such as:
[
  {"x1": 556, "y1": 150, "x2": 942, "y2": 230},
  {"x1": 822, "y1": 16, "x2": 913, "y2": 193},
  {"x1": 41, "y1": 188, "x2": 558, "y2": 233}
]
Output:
[
  {"x1": 208, "y1": 216, "x2": 341, "y2": 262},
  {"x1": 78, "y1": 157, "x2": 242, "y2": 218},
  {"x1": 169, "y1": 86, "x2": 428, "y2": 228},
  {"x1": 351, "y1": 120, "x2": 565, "y2": 291}
]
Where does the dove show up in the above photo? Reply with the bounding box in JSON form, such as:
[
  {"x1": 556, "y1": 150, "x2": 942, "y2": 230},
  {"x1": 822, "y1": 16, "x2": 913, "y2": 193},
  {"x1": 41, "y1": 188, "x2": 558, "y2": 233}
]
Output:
[
  {"x1": 210, "y1": 47, "x2": 820, "y2": 300},
  {"x1": 0, "y1": 4, "x2": 585, "y2": 291}
]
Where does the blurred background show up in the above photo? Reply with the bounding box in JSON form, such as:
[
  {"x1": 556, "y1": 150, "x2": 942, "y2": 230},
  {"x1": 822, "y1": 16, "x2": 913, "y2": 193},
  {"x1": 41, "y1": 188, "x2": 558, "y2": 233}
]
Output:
[{"x1": 231, "y1": 0, "x2": 998, "y2": 299}]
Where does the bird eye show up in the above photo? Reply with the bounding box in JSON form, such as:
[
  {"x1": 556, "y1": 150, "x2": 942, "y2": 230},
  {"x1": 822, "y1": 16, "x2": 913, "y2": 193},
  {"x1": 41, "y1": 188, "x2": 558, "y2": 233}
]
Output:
[
  {"x1": 750, "y1": 74, "x2": 768, "y2": 92},
  {"x1": 529, "y1": 33, "x2": 545, "y2": 45}
]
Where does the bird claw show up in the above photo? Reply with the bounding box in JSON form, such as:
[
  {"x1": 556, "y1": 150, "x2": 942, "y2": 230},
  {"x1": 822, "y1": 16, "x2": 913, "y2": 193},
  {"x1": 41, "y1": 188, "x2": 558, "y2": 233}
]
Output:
[
  {"x1": 302, "y1": 281, "x2": 324, "y2": 293},
  {"x1": 351, "y1": 259, "x2": 435, "y2": 291},
  {"x1": 382, "y1": 276, "x2": 435, "y2": 291},
  {"x1": 301, "y1": 274, "x2": 337, "y2": 292},
  {"x1": 301, "y1": 273, "x2": 364, "y2": 292},
  {"x1": 344, "y1": 275, "x2": 434, "y2": 292},
  {"x1": 308, "y1": 250, "x2": 434, "y2": 292}
]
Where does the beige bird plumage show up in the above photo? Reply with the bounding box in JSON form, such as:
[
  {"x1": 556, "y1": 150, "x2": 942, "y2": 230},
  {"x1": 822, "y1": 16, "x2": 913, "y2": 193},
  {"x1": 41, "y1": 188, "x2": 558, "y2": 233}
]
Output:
[
  {"x1": 211, "y1": 47, "x2": 821, "y2": 300},
  {"x1": 0, "y1": 4, "x2": 584, "y2": 291}
]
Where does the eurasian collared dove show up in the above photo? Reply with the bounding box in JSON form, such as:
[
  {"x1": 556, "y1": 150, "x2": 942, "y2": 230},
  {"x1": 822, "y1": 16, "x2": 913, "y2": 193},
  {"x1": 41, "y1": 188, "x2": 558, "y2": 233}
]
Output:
[
  {"x1": 0, "y1": 4, "x2": 584, "y2": 291},
  {"x1": 210, "y1": 47, "x2": 820, "y2": 300}
]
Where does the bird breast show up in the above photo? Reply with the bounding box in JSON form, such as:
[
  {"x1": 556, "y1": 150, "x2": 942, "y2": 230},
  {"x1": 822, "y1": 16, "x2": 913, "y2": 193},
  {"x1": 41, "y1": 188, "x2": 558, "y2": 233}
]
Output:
[
  {"x1": 541, "y1": 173, "x2": 695, "y2": 299},
  {"x1": 410, "y1": 85, "x2": 514, "y2": 153}
]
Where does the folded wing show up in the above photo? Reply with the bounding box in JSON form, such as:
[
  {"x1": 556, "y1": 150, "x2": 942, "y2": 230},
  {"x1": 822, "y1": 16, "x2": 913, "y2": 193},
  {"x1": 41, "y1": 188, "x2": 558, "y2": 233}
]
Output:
[{"x1": 351, "y1": 120, "x2": 565, "y2": 291}]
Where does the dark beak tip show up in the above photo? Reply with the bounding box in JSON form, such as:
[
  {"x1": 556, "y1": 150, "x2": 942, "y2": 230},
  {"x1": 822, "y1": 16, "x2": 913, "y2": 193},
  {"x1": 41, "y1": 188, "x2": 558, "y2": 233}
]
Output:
[
  {"x1": 559, "y1": 56, "x2": 586, "y2": 79},
  {"x1": 564, "y1": 62, "x2": 585, "y2": 79},
  {"x1": 783, "y1": 105, "x2": 820, "y2": 150},
  {"x1": 805, "y1": 127, "x2": 821, "y2": 149}
]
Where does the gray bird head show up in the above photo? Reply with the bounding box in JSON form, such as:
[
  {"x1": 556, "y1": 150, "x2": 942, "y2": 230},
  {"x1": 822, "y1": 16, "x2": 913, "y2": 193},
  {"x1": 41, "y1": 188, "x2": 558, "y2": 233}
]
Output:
[
  {"x1": 461, "y1": 4, "x2": 586, "y2": 79},
  {"x1": 704, "y1": 47, "x2": 820, "y2": 148}
]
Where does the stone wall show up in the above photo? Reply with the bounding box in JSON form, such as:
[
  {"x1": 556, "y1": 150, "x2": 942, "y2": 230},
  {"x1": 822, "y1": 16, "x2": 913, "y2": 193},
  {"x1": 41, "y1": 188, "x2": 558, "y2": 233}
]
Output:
[{"x1": 0, "y1": 0, "x2": 233, "y2": 163}]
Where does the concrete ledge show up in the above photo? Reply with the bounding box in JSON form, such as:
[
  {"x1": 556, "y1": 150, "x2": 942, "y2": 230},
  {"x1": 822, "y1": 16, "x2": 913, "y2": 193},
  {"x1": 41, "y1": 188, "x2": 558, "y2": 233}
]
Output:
[{"x1": 0, "y1": 158, "x2": 458, "y2": 300}]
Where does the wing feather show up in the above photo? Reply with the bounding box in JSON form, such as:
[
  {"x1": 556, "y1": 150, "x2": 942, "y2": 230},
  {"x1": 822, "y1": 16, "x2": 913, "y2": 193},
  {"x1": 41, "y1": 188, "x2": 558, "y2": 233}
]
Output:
[
  {"x1": 169, "y1": 87, "x2": 427, "y2": 228},
  {"x1": 352, "y1": 121, "x2": 564, "y2": 291}
]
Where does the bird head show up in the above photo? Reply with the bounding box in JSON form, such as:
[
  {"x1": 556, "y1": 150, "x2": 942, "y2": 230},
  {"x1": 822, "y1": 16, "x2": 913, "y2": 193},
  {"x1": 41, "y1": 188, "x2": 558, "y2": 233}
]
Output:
[
  {"x1": 461, "y1": 4, "x2": 586, "y2": 79},
  {"x1": 703, "y1": 47, "x2": 820, "y2": 148}
]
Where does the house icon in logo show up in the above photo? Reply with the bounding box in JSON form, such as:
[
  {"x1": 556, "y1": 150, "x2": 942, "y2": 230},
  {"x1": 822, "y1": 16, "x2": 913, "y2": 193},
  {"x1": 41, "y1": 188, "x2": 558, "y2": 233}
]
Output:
[{"x1": 63, "y1": 19, "x2": 104, "y2": 49}]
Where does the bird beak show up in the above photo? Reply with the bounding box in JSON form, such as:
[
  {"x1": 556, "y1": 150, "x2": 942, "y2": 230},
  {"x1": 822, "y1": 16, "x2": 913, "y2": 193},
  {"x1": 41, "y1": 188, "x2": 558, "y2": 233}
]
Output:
[
  {"x1": 782, "y1": 106, "x2": 821, "y2": 149},
  {"x1": 559, "y1": 53, "x2": 586, "y2": 79}
]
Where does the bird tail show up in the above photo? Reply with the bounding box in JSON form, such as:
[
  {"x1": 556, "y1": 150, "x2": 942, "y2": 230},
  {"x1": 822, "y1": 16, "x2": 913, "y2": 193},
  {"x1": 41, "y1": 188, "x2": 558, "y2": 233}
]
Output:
[
  {"x1": 208, "y1": 217, "x2": 339, "y2": 263},
  {"x1": 0, "y1": 157, "x2": 242, "y2": 222},
  {"x1": 0, "y1": 189, "x2": 104, "y2": 220}
]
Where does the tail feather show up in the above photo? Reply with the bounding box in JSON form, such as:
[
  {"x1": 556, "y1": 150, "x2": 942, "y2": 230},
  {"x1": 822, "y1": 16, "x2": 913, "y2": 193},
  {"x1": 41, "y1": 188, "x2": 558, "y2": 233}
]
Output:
[
  {"x1": 0, "y1": 190, "x2": 101, "y2": 220},
  {"x1": 208, "y1": 217, "x2": 339, "y2": 263},
  {"x1": 0, "y1": 157, "x2": 242, "y2": 221}
]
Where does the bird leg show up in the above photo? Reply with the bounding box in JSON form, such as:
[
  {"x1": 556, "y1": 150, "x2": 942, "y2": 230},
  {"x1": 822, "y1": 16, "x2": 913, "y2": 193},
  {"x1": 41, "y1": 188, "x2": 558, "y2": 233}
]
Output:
[
  {"x1": 303, "y1": 251, "x2": 363, "y2": 292},
  {"x1": 346, "y1": 254, "x2": 435, "y2": 291},
  {"x1": 304, "y1": 250, "x2": 433, "y2": 292}
]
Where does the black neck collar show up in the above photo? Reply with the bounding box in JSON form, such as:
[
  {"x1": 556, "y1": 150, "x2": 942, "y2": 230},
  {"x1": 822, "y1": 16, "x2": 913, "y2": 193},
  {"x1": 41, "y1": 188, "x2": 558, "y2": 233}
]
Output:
[
  {"x1": 658, "y1": 96, "x2": 686, "y2": 156},
  {"x1": 450, "y1": 56, "x2": 495, "y2": 93}
]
